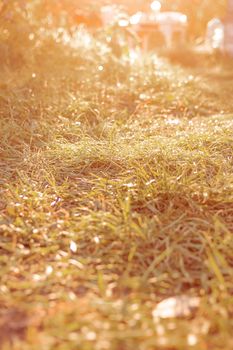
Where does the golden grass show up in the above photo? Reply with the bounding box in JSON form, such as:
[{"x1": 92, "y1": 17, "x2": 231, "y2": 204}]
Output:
[{"x1": 0, "y1": 30, "x2": 233, "y2": 350}]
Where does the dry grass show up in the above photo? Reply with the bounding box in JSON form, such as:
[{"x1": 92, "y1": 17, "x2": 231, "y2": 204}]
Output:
[{"x1": 0, "y1": 30, "x2": 233, "y2": 350}]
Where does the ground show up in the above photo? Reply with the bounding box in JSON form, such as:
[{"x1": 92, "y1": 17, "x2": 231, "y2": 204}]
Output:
[{"x1": 0, "y1": 38, "x2": 233, "y2": 350}]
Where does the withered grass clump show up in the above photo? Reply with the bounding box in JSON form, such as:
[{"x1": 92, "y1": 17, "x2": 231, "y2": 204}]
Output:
[{"x1": 1, "y1": 10, "x2": 233, "y2": 350}]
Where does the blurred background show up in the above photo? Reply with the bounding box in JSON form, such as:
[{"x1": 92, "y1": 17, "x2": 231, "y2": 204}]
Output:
[{"x1": 0, "y1": 0, "x2": 228, "y2": 69}]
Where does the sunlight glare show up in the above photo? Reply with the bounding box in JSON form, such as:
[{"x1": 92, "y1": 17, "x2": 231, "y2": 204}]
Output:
[
  {"x1": 130, "y1": 12, "x2": 143, "y2": 25},
  {"x1": 118, "y1": 18, "x2": 129, "y2": 27},
  {"x1": 129, "y1": 49, "x2": 140, "y2": 64},
  {"x1": 151, "y1": 1, "x2": 161, "y2": 12},
  {"x1": 213, "y1": 28, "x2": 224, "y2": 48}
]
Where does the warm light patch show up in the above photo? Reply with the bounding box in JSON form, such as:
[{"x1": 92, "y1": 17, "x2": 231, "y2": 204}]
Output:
[
  {"x1": 130, "y1": 12, "x2": 143, "y2": 25},
  {"x1": 151, "y1": 1, "x2": 161, "y2": 12},
  {"x1": 118, "y1": 18, "x2": 129, "y2": 27}
]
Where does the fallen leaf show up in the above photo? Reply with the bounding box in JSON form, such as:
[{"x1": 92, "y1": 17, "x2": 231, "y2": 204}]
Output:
[{"x1": 152, "y1": 295, "x2": 200, "y2": 319}]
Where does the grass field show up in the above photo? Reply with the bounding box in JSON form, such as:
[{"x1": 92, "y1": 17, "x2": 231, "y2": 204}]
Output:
[{"x1": 0, "y1": 31, "x2": 233, "y2": 349}]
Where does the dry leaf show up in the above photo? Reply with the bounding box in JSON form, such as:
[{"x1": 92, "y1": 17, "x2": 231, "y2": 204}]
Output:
[{"x1": 153, "y1": 295, "x2": 200, "y2": 319}]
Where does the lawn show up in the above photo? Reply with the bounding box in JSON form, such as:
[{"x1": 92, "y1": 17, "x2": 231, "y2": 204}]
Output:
[{"x1": 0, "y1": 29, "x2": 233, "y2": 349}]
